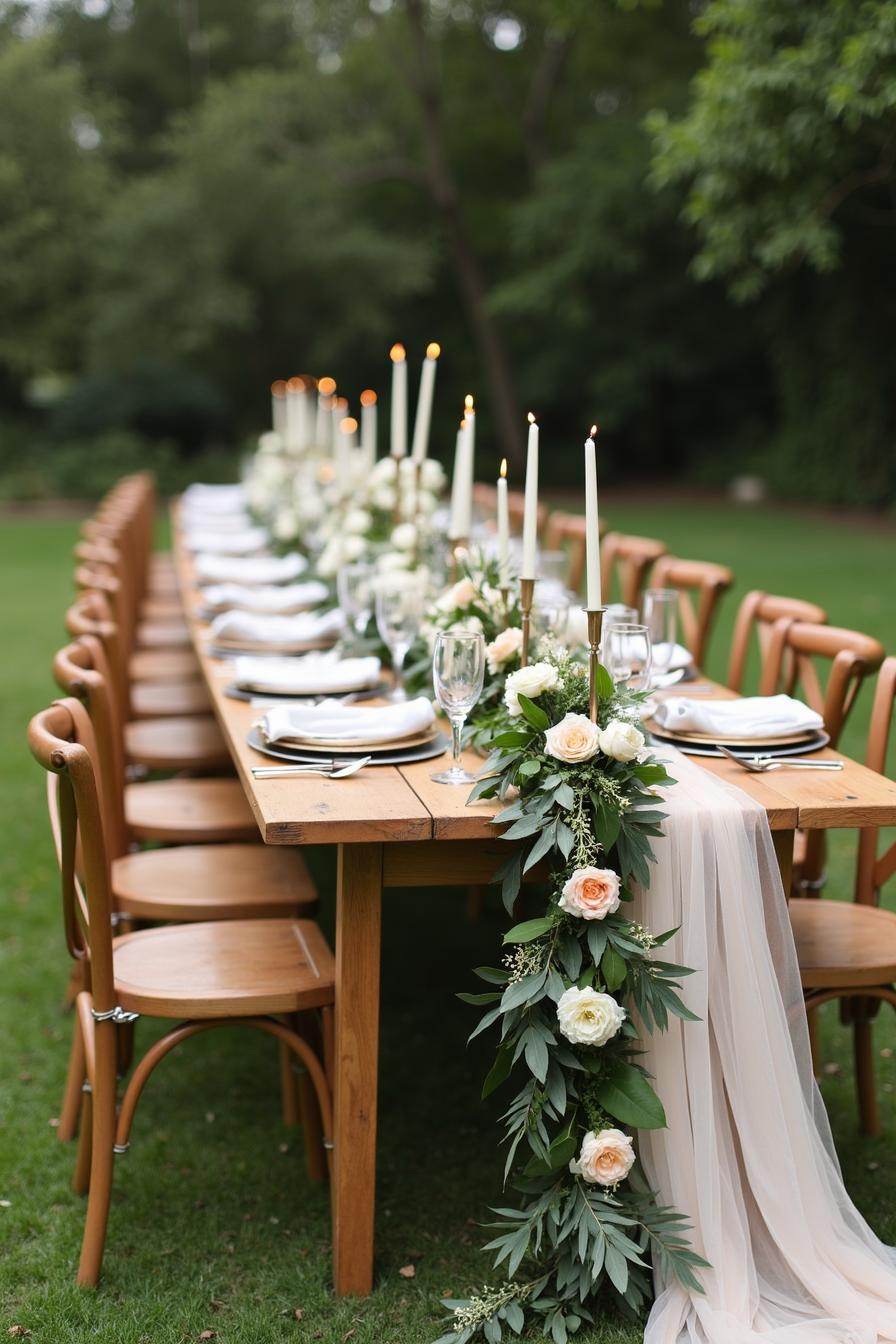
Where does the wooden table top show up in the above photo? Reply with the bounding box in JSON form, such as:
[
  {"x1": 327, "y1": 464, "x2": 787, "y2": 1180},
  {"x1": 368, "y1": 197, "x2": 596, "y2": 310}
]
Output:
[{"x1": 173, "y1": 517, "x2": 896, "y2": 844}]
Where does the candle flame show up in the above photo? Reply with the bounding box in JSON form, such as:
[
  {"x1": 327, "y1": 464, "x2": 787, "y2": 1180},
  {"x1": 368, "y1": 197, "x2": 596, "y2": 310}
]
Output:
[
  {"x1": 335, "y1": 395, "x2": 348, "y2": 410},
  {"x1": 318, "y1": 376, "x2": 336, "y2": 397},
  {"x1": 459, "y1": 418, "x2": 466, "y2": 431},
  {"x1": 527, "y1": 411, "x2": 536, "y2": 424},
  {"x1": 360, "y1": 388, "x2": 377, "y2": 407},
  {"x1": 271, "y1": 380, "x2": 287, "y2": 397},
  {"x1": 286, "y1": 376, "x2": 304, "y2": 393},
  {"x1": 390, "y1": 343, "x2": 406, "y2": 362},
  {"x1": 340, "y1": 416, "x2": 358, "y2": 434},
  {"x1": 464, "y1": 393, "x2": 474, "y2": 412},
  {"x1": 500, "y1": 458, "x2": 507, "y2": 479},
  {"x1": 426, "y1": 341, "x2": 441, "y2": 360},
  {"x1": 590, "y1": 424, "x2": 598, "y2": 437}
]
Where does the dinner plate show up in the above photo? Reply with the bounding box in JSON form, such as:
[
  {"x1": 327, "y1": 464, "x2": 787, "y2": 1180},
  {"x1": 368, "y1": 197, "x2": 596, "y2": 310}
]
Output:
[
  {"x1": 260, "y1": 726, "x2": 439, "y2": 753},
  {"x1": 644, "y1": 720, "x2": 819, "y2": 747},
  {"x1": 224, "y1": 681, "x2": 390, "y2": 704},
  {"x1": 247, "y1": 726, "x2": 450, "y2": 767},
  {"x1": 647, "y1": 728, "x2": 831, "y2": 758},
  {"x1": 207, "y1": 638, "x2": 337, "y2": 658}
]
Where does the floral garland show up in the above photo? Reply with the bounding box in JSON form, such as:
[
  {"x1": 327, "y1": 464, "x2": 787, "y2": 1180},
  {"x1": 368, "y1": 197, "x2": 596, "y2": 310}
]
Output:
[{"x1": 436, "y1": 646, "x2": 707, "y2": 1344}]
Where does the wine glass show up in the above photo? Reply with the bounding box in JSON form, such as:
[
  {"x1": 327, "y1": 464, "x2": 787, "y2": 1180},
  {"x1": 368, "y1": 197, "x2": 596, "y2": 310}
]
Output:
[
  {"x1": 337, "y1": 562, "x2": 376, "y2": 638},
  {"x1": 375, "y1": 574, "x2": 425, "y2": 702},
  {"x1": 604, "y1": 622, "x2": 653, "y2": 692},
  {"x1": 604, "y1": 603, "x2": 639, "y2": 627},
  {"x1": 431, "y1": 630, "x2": 486, "y2": 784},
  {"x1": 642, "y1": 588, "x2": 678, "y2": 682}
]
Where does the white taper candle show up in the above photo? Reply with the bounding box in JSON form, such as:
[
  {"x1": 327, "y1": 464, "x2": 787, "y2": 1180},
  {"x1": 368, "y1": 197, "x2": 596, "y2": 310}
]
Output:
[
  {"x1": 584, "y1": 425, "x2": 602, "y2": 608},
  {"x1": 411, "y1": 342, "x2": 440, "y2": 463},
  {"x1": 390, "y1": 343, "x2": 407, "y2": 458},
  {"x1": 521, "y1": 412, "x2": 539, "y2": 579},
  {"x1": 497, "y1": 458, "x2": 509, "y2": 585}
]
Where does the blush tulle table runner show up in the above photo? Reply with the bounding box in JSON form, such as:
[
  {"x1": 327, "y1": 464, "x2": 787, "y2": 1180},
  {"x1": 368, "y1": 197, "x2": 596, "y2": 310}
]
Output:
[{"x1": 636, "y1": 750, "x2": 896, "y2": 1344}]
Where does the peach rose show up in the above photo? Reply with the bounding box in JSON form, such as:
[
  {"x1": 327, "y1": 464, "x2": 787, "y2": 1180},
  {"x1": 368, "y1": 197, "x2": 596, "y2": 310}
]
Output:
[
  {"x1": 569, "y1": 1128, "x2": 635, "y2": 1187},
  {"x1": 486, "y1": 626, "x2": 523, "y2": 674},
  {"x1": 558, "y1": 866, "x2": 621, "y2": 921},
  {"x1": 544, "y1": 711, "x2": 601, "y2": 763},
  {"x1": 439, "y1": 576, "x2": 477, "y2": 611}
]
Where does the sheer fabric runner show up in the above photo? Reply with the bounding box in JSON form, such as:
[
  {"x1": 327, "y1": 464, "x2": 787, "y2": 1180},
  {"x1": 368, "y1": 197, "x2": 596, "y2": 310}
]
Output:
[{"x1": 634, "y1": 749, "x2": 896, "y2": 1344}]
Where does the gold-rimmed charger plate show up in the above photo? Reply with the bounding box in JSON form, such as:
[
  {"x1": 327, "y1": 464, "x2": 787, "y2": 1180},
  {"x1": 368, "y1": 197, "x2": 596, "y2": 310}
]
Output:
[
  {"x1": 259, "y1": 726, "x2": 439, "y2": 754},
  {"x1": 644, "y1": 720, "x2": 819, "y2": 747},
  {"x1": 209, "y1": 636, "x2": 338, "y2": 656}
]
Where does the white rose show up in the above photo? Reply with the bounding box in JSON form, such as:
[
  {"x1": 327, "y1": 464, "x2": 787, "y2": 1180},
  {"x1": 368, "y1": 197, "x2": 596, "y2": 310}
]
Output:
[
  {"x1": 296, "y1": 494, "x2": 324, "y2": 523},
  {"x1": 420, "y1": 458, "x2": 445, "y2": 491},
  {"x1": 556, "y1": 986, "x2": 625, "y2": 1047},
  {"x1": 486, "y1": 626, "x2": 523, "y2": 673},
  {"x1": 377, "y1": 551, "x2": 411, "y2": 573},
  {"x1": 342, "y1": 535, "x2": 366, "y2": 562},
  {"x1": 371, "y1": 484, "x2": 396, "y2": 511},
  {"x1": 416, "y1": 490, "x2": 438, "y2": 517},
  {"x1": 316, "y1": 537, "x2": 342, "y2": 577},
  {"x1": 369, "y1": 456, "x2": 398, "y2": 483},
  {"x1": 503, "y1": 661, "x2": 560, "y2": 716},
  {"x1": 570, "y1": 1129, "x2": 635, "y2": 1186},
  {"x1": 599, "y1": 720, "x2": 645, "y2": 763},
  {"x1": 544, "y1": 712, "x2": 602, "y2": 764},
  {"x1": 391, "y1": 522, "x2": 418, "y2": 552},
  {"x1": 439, "y1": 577, "x2": 477, "y2": 611},
  {"x1": 345, "y1": 509, "x2": 372, "y2": 535},
  {"x1": 272, "y1": 507, "x2": 299, "y2": 542}
]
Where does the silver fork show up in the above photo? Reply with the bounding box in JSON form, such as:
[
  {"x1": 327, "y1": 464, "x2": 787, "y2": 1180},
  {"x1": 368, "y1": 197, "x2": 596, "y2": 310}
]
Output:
[
  {"x1": 251, "y1": 756, "x2": 372, "y2": 779},
  {"x1": 716, "y1": 744, "x2": 843, "y2": 772}
]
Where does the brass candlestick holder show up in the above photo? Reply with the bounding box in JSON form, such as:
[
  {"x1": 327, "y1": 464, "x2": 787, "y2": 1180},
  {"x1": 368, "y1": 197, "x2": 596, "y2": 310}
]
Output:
[
  {"x1": 519, "y1": 576, "x2": 535, "y2": 667},
  {"x1": 585, "y1": 607, "x2": 607, "y2": 722}
]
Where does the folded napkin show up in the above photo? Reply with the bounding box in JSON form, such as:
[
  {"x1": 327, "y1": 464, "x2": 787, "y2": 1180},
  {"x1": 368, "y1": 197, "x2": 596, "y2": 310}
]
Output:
[
  {"x1": 194, "y1": 552, "x2": 307, "y2": 585},
  {"x1": 650, "y1": 642, "x2": 693, "y2": 673},
  {"x1": 261, "y1": 696, "x2": 435, "y2": 746},
  {"x1": 181, "y1": 483, "x2": 246, "y2": 512},
  {"x1": 210, "y1": 607, "x2": 344, "y2": 647},
  {"x1": 186, "y1": 527, "x2": 269, "y2": 556},
  {"x1": 181, "y1": 510, "x2": 254, "y2": 535},
  {"x1": 201, "y1": 580, "x2": 329, "y2": 615},
  {"x1": 651, "y1": 694, "x2": 824, "y2": 739},
  {"x1": 235, "y1": 652, "x2": 381, "y2": 695}
]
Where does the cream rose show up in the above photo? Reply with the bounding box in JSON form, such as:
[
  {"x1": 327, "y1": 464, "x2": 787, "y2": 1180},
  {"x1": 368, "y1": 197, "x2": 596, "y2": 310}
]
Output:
[
  {"x1": 599, "y1": 719, "x2": 645, "y2": 763},
  {"x1": 558, "y1": 866, "x2": 621, "y2": 921},
  {"x1": 391, "y1": 522, "x2": 418, "y2": 552},
  {"x1": 503, "y1": 661, "x2": 560, "y2": 716},
  {"x1": 344, "y1": 509, "x2": 372, "y2": 535},
  {"x1": 420, "y1": 458, "x2": 445, "y2": 491},
  {"x1": 544, "y1": 712, "x2": 601, "y2": 763},
  {"x1": 556, "y1": 986, "x2": 625, "y2": 1047},
  {"x1": 486, "y1": 626, "x2": 523, "y2": 674},
  {"x1": 439, "y1": 576, "x2": 477, "y2": 611},
  {"x1": 569, "y1": 1129, "x2": 635, "y2": 1186}
]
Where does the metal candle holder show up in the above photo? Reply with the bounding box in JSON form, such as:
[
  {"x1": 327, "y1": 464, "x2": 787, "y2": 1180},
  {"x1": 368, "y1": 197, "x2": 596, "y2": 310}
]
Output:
[
  {"x1": 585, "y1": 607, "x2": 607, "y2": 722},
  {"x1": 519, "y1": 577, "x2": 535, "y2": 667}
]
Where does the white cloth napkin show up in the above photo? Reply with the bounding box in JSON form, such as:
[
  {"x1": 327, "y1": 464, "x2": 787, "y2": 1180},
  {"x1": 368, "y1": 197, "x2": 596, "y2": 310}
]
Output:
[
  {"x1": 186, "y1": 527, "x2": 269, "y2": 555},
  {"x1": 181, "y1": 510, "x2": 254, "y2": 535},
  {"x1": 181, "y1": 483, "x2": 246, "y2": 512},
  {"x1": 234, "y1": 652, "x2": 381, "y2": 695},
  {"x1": 210, "y1": 607, "x2": 344, "y2": 647},
  {"x1": 652, "y1": 693, "x2": 823, "y2": 739},
  {"x1": 194, "y1": 552, "x2": 307, "y2": 585},
  {"x1": 650, "y1": 642, "x2": 693, "y2": 673},
  {"x1": 201, "y1": 580, "x2": 328, "y2": 615},
  {"x1": 261, "y1": 696, "x2": 435, "y2": 746}
]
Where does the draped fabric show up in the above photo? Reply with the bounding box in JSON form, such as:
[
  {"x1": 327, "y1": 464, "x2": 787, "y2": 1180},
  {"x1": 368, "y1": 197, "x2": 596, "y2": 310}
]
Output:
[{"x1": 634, "y1": 750, "x2": 896, "y2": 1344}]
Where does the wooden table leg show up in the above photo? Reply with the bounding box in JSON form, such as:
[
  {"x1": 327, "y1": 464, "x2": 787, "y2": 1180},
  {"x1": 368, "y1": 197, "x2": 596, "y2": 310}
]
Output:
[
  {"x1": 333, "y1": 842, "x2": 383, "y2": 1296},
  {"x1": 772, "y1": 828, "x2": 794, "y2": 897}
]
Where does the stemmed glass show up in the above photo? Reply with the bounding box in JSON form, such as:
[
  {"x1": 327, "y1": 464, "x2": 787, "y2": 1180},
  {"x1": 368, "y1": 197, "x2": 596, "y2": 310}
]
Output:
[
  {"x1": 337, "y1": 562, "x2": 376, "y2": 639},
  {"x1": 642, "y1": 588, "x2": 678, "y2": 683},
  {"x1": 604, "y1": 622, "x2": 653, "y2": 692},
  {"x1": 431, "y1": 630, "x2": 485, "y2": 784},
  {"x1": 375, "y1": 574, "x2": 425, "y2": 702}
]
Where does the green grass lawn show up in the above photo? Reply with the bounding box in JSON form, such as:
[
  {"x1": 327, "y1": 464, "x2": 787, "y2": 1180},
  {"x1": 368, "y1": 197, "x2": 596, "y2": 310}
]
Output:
[{"x1": 1, "y1": 500, "x2": 895, "y2": 1344}]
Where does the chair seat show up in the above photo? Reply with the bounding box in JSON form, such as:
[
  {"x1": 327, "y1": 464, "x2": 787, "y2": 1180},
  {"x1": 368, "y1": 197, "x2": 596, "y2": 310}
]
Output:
[
  {"x1": 136, "y1": 620, "x2": 192, "y2": 650},
  {"x1": 124, "y1": 716, "x2": 231, "y2": 772},
  {"x1": 113, "y1": 918, "x2": 334, "y2": 1018},
  {"x1": 125, "y1": 778, "x2": 259, "y2": 842},
  {"x1": 129, "y1": 648, "x2": 200, "y2": 683},
  {"x1": 112, "y1": 844, "x2": 317, "y2": 921},
  {"x1": 131, "y1": 679, "x2": 211, "y2": 719},
  {"x1": 140, "y1": 597, "x2": 184, "y2": 622},
  {"x1": 790, "y1": 898, "x2": 896, "y2": 989}
]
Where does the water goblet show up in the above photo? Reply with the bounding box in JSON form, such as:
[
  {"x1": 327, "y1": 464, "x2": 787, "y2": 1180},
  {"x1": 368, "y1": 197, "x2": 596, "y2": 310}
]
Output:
[
  {"x1": 604, "y1": 603, "x2": 639, "y2": 627},
  {"x1": 375, "y1": 574, "x2": 425, "y2": 702},
  {"x1": 642, "y1": 588, "x2": 678, "y2": 681},
  {"x1": 604, "y1": 622, "x2": 653, "y2": 692},
  {"x1": 337, "y1": 561, "x2": 376, "y2": 638},
  {"x1": 431, "y1": 630, "x2": 486, "y2": 784}
]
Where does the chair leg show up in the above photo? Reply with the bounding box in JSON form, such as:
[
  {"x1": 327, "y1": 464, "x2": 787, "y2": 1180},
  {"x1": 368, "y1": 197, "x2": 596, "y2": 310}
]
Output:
[
  {"x1": 278, "y1": 1038, "x2": 300, "y2": 1128},
  {"x1": 854, "y1": 1019, "x2": 880, "y2": 1137},
  {"x1": 73, "y1": 1087, "x2": 93, "y2": 1195},
  {"x1": 59, "y1": 1017, "x2": 87, "y2": 1143},
  {"x1": 77, "y1": 1019, "x2": 117, "y2": 1287},
  {"x1": 293, "y1": 1014, "x2": 326, "y2": 1184}
]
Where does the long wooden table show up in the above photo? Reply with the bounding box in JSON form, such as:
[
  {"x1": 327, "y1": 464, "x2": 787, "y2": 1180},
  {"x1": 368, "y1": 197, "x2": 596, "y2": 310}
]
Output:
[{"x1": 173, "y1": 526, "x2": 896, "y2": 1297}]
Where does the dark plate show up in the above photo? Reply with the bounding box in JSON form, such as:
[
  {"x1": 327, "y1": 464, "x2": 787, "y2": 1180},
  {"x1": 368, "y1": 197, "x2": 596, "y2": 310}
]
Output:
[
  {"x1": 225, "y1": 681, "x2": 390, "y2": 705},
  {"x1": 247, "y1": 725, "x2": 450, "y2": 767},
  {"x1": 647, "y1": 728, "x2": 831, "y2": 759}
]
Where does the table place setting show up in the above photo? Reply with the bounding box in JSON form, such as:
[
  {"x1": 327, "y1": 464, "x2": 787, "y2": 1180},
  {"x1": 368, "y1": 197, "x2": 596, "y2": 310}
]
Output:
[
  {"x1": 228, "y1": 651, "x2": 384, "y2": 700},
  {"x1": 183, "y1": 524, "x2": 270, "y2": 555},
  {"x1": 199, "y1": 578, "x2": 330, "y2": 617},
  {"x1": 193, "y1": 550, "x2": 308, "y2": 586},
  {"x1": 646, "y1": 691, "x2": 831, "y2": 758},
  {"x1": 207, "y1": 606, "x2": 345, "y2": 655},
  {"x1": 249, "y1": 694, "x2": 447, "y2": 767}
]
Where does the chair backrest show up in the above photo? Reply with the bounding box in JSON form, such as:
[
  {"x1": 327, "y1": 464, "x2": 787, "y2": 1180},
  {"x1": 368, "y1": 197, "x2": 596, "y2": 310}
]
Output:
[
  {"x1": 726, "y1": 591, "x2": 829, "y2": 693},
  {"x1": 649, "y1": 555, "x2": 734, "y2": 669},
  {"x1": 543, "y1": 512, "x2": 608, "y2": 594},
  {"x1": 53, "y1": 636, "x2": 129, "y2": 860},
  {"x1": 27, "y1": 699, "x2": 116, "y2": 1015},
  {"x1": 855, "y1": 657, "x2": 896, "y2": 906},
  {"x1": 761, "y1": 620, "x2": 886, "y2": 746},
  {"x1": 65, "y1": 590, "x2": 132, "y2": 725},
  {"x1": 600, "y1": 532, "x2": 667, "y2": 610},
  {"x1": 507, "y1": 488, "x2": 549, "y2": 536}
]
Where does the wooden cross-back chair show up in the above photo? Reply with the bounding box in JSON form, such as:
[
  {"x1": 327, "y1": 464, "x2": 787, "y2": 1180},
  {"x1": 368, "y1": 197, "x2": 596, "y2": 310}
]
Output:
[
  {"x1": 648, "y1": 556, "x2": 734, "y2": 670},
  {"x1": 542, "y1": 511, "x2": 609, "y2": 595},
  {"x1": 600, "y1": 532, "x2": 667, "y2": 611},
  {"x1": 789, "y1": 657, "x2": 896, "y2": 1135},
  {"x1": 726, "y1": 591, "x2": 829, "y2": 694},
  {"x1": 28, "y1": 698, "x2": 334, "y2": 1286},
  {"x1": 74, "y1": 554, "x2": 197, "y2": 685}
]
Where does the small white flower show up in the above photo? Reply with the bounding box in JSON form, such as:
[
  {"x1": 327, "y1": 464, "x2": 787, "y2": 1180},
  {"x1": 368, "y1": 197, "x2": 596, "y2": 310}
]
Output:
[
  {"x1": 391, "y1": 522, "x2": 418, "y2": 552},
  {"x1": 599, "y1": 720, "x2": 645, "y2": 763},
  {"x1": 316, "y1": 537, "x2": 342, "y2": 577},
  {"x1": 371, "y1": 484, "x2": 397, "y2": 511},
  {"x1": 556, "y1": 986, "x2": 625, "y2": 1047},
  {"x1": 369, "y1": 456, "x2": 398, "y2": 483},
  {"x1": 344, "y1": 508, "x2": 372, "y2": 535},
  {"x1": 271, "y1": 506, "x2": 299, "y2": 542},
  {"x1": 503, "y1": 661, "x2": 560, "y2": 716},
  {"x1": 342, "y1": 535, "x2": 366, "y2": 562}
]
